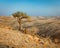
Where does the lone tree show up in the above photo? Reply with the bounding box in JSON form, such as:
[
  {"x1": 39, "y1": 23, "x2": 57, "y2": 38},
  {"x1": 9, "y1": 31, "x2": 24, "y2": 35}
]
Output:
[{"x1": 12, "y1": 11, "x2": 28, "y2": 31}]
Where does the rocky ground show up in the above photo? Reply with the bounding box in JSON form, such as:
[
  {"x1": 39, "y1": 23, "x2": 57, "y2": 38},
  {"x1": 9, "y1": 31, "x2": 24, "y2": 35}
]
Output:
[{"x1": 0, "y1": 16, "x2": 60, "y2": 48}]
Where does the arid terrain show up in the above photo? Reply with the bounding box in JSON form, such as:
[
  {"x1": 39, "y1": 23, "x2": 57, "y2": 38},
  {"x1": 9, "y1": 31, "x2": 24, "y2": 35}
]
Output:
[{"x1": 0, "y1": 16, "x2": 60, "y2": 48}]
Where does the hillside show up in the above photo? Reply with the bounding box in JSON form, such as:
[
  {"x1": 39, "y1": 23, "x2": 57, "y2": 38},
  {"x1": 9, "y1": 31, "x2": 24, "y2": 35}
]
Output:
[
  {"x1": 0, "y1": 26, "x2": 60, "y2": 48},
  {"x1": 0, "y1": 16, "x2": 60, "y2": 48}
]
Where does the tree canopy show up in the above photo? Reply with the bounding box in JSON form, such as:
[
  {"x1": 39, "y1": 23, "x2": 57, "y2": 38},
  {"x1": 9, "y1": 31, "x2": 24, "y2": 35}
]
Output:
[{"x1": 12, "y1": 11, "x2": 28, "y2": 19}]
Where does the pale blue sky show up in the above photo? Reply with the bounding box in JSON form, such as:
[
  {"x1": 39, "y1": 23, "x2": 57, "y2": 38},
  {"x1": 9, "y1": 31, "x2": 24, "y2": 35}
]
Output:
[{"x1": 0, "y1": 0, "x2": 60, "y2": 16}]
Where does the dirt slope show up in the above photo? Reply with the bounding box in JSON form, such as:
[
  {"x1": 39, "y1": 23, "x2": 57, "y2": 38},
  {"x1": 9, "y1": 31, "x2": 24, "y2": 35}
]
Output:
[
  {"x1": 0, "y1": 16, "x2": 60, "y2": 48},
  {"x1": 0, "y1": 27, "x2": 60, "y2": 48}
]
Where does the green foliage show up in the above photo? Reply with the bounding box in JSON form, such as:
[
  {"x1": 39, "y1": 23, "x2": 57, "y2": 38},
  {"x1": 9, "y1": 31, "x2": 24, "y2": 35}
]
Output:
[{"x1": 12, "y1": 11, "x2": 28, "y2": 19}]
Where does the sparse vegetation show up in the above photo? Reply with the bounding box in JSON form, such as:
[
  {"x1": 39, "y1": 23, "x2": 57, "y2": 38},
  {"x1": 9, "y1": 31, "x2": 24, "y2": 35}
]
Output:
[
  {"x1": 12, "y1": 11, "x2": 29, "y2": 31},
  {"x1": 0, "y1": 15, "x2": 60, "y2": 48}
]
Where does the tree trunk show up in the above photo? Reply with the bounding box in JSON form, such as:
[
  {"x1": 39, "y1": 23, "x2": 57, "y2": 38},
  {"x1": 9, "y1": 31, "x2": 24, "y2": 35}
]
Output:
[{"x1": 18, "y1": 18, "x2": 22, "y2": 31}]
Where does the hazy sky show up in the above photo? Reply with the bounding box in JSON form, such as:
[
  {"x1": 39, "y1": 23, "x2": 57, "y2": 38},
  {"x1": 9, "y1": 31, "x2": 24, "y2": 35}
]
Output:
[{"x1": 0, "y1": 0, "x2": 60, "y2": 16}]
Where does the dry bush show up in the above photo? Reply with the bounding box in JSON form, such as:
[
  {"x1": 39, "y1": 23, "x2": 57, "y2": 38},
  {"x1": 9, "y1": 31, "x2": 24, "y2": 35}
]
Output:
[
  {"x1": 23, "y1": 26, "x2": 39, "y2": 36},
  {"x1": 51, "y1": 33, "x2": 60, "y2": 44}
]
